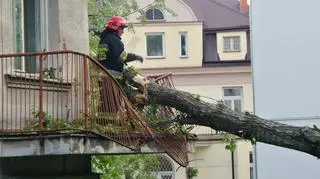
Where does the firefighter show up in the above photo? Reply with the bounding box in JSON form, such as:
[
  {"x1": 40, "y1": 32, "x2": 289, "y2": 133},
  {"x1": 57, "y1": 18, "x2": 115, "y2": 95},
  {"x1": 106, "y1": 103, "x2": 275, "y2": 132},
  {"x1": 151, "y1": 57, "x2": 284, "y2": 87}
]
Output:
[{"x1": 97, "y1": 16, "x2": 143, "y2": 80}]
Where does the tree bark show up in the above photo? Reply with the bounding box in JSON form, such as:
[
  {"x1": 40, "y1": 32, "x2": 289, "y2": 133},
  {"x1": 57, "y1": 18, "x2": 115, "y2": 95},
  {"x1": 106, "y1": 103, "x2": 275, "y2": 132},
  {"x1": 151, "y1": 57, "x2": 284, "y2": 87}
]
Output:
[{"x1": 123, "y1": 70, "x2": 320, "y2": 159}]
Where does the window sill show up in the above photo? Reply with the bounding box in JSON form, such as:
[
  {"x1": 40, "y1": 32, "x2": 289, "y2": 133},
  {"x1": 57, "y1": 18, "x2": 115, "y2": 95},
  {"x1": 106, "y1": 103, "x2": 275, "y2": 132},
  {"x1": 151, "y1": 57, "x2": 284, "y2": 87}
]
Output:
[
  {"x1": 145, "y1": 20, "x2": 166, "y2": 23},
  {"x1": 145, "y1": 56, "x2": 166, "y2": 60},
  {"x1": 180, "y1": 56, "x2": 189, "y2": 59},
  {"x1": 5, "y1": 73, "x2": 72, "y2": 92},
  {"x1": 223, "y1": 50, "x2": 242, "y2": 53}
]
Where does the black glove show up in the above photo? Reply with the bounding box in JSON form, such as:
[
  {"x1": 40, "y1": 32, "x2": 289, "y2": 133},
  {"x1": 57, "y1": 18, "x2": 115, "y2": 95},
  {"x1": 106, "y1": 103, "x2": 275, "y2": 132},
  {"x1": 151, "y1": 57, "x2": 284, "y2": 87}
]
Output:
[
  {"x1": 127, "y1": 53, "x2": 144, "y2": 63},
  {"x1": 135, "y1": 54, "x2": 144, "y2": 63}
]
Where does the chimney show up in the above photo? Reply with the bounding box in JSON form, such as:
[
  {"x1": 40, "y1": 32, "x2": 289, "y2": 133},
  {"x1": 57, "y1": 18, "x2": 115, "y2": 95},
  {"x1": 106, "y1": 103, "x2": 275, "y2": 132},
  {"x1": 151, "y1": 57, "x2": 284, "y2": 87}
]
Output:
[{"x1": 240, "y1": 0, "x2": 249, "y2": 14}]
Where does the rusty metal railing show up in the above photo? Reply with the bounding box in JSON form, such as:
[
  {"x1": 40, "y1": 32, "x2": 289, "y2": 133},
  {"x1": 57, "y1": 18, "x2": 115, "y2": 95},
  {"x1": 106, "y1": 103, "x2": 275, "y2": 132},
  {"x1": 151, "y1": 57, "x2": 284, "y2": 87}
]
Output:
[
  {"x1": 0, "y1": 50, "x2": 151, "y2": 147},
  {"x1": 0, "y1": 51, "x2": 89, "y2": 133},
  {"x1": 0, "y1": 50, "x2": 189, "y2": 166}
]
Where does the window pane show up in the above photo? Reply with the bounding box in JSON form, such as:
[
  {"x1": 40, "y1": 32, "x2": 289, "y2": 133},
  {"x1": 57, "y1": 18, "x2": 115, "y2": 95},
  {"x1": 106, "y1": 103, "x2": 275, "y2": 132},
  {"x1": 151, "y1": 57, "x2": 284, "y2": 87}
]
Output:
[
  {"x1": 224, "y1": 100, "x2": 232, "y2": 109},
  {"x1": 154, "y1": 8, "x2": 164, "y2": 20},
  {"x1": 180, "y1": 33, "x2": 187, "y2": 56},
  {"x1": 224, "y1": 88, "x2": 242, "y2": 96},
  {"x1": 234, "y1": 99, "x2": 242, "y2": 112},
  {"x1": 147, "y1": 34, "x2": 163, "y2": 57},
  {"x1": 14, "y1": 0, "x2": 24, "y2": 69},
  {"x1": 223, "y1": 37, "x2": 230, "y2": 51},
  {"x1": 24, "y1": 0, "x2": 38, "y2": 73},
  {"x1": 146, "y1": 9, "x2": 154, "y2": 20},
  {"x1": 233, "y1": 36, "x2": 240, "y2": 51}
]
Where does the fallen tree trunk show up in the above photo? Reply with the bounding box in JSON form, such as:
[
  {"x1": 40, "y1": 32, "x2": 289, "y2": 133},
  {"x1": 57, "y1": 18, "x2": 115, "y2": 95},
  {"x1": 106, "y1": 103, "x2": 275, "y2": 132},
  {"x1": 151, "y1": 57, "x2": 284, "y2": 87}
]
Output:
[{"x1": 123, "y1": 70, "x2": 320, "y2": 159}]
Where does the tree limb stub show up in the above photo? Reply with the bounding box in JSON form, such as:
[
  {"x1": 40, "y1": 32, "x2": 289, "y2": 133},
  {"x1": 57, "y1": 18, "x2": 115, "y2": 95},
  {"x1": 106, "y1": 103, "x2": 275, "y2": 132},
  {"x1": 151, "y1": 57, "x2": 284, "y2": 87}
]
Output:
[{"x1": 123, "y1": 69, "x2": 320, "y2": 158}]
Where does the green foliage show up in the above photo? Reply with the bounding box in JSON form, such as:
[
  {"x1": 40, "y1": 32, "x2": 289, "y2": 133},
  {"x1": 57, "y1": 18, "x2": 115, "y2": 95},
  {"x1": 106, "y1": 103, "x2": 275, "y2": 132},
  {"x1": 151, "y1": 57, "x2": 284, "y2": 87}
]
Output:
[
  {"x1": 89, "y1": 31, "x2": 101, "y2": 56},
  {"x1": 192, "y1": 93, "x2": 201, "y2": 101},
  {"x1": 126, "y1": 65, "x2": 141, "y2": 74},
  {"x1": 216, "y1": 100, "x2": 227, "y2": 110},
  {"x1": 143, "y1": 104, "x2": 169, "y2": 132},
  {"x1": 30, "y1": 106, "x2": 69, "y2": 129},
  {"x1": 43, "y1": 67, "x2": 56, "y2": 79},
  {"x1": 250, "y1": 137, "x2": 256, "y2": 145},
  {"x1": 92, "y1": 154, "x2": 160, "y2": 179},
  {"x1": 186, "y1": 167, "x2": 199, "y2": 178},
  {"x1": 29, "y1": 106, "x2": 122, "y2": 133},
  {"x1": 223, "y1": 134, "x2": 237, "y2": 152}
]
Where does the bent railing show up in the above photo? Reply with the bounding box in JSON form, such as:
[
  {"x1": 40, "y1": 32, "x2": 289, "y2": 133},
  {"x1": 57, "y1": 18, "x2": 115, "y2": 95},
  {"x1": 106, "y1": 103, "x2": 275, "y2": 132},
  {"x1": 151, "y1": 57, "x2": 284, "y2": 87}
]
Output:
[{"x1": 0, "y1": 50, "x2": 188, "y2": 166}]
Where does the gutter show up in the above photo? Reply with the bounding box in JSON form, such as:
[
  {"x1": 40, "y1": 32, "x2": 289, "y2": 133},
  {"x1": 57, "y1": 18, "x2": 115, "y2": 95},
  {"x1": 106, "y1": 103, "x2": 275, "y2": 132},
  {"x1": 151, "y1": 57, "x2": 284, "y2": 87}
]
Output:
[
  {"x1": 205, "y1": 26, "x2": 250, "y2": 33},
  {"x1": 231, "y1": 151, "x2": 236, "y2": 179}
]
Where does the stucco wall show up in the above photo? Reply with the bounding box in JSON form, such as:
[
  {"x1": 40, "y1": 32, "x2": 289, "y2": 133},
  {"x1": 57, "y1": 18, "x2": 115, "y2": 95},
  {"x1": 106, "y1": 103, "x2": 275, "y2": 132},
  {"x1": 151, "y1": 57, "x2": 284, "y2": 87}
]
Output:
[
  {"x1": 57, "y1": 0, "x2": 89, "y2": 53},
  {"x1": 0, "y1": 0, "x2": 14, "y2": 54},
  {"x1": 0, "y1": 1, "x2": 15, "y2": 131},
  {"x1": 122, "y1": 22, "x2": 203, "y2": 69},
  {"x1": 217, "y1": 31, "x2": 248, "y2": 61},
  {"x1": 0, "y1": 0, "x2": 89, "y2": 53}
]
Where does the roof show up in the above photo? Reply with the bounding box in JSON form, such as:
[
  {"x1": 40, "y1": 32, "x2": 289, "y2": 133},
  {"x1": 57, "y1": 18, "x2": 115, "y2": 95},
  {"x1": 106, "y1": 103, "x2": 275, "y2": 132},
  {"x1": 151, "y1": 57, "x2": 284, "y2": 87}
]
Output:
[{"x1": 183, "y1": 0, "x2": 249, "y2": 30}]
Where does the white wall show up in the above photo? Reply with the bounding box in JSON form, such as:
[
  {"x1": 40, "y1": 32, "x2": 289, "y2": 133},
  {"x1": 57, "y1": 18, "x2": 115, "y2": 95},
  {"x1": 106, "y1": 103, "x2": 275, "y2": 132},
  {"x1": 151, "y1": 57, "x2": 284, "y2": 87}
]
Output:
[
  {"x1": 58, "y1": 0, "x2": 89, "y2": 53},
  {"x1": 0, "y1": 0, "x2": 14, "y2": 54}
]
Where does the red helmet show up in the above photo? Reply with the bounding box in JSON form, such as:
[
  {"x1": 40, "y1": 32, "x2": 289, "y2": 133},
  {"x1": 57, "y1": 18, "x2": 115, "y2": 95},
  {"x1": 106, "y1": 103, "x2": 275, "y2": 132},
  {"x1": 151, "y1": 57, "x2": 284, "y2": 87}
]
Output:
[{"x1": 106, "y1": 16, "x2": 129, "y2": 30}]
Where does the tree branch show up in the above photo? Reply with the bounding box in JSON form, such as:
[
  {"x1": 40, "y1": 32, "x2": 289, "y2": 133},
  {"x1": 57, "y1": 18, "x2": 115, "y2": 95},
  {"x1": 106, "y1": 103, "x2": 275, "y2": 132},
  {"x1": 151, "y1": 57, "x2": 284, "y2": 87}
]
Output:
[{"x1": 123, "y1": 69, "x2": 320, "y2": 158}]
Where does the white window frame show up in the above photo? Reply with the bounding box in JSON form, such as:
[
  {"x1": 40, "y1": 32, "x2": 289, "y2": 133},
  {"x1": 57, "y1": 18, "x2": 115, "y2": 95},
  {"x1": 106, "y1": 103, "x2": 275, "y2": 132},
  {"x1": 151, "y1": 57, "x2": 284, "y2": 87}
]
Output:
[
  {"x1": 145, "y1": 32, "x2": 165, "y2": 59},
  {"x1": 145, "y1": 8, "x2": 166, "y2": 21},
  {"x1": 223, "y1": 36, "x2": 241, "y2": 52},
  {"x1": 222, "y1": 86, "x2": 243, "y2": 112},
  {"x1": 179, "y1": 32, "x2": 188, "y2": 58}
]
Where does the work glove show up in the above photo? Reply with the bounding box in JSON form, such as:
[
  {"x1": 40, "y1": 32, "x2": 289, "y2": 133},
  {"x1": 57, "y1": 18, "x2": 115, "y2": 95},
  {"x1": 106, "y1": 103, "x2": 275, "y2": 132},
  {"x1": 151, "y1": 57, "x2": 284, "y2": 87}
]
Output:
[
  {"x1": 135, "y1": 54, "x2": 144, "y2": 63},
  {"x1": 126, "y1": 53, "x2": 144, "y2": 63}
]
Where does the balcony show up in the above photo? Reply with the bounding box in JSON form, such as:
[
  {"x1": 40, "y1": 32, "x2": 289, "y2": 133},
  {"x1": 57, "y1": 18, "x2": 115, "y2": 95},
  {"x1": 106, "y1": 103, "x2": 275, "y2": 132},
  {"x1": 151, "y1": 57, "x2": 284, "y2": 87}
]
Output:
[{"x1": 0, "y1": 50, "x2": 187, "y2": 166}]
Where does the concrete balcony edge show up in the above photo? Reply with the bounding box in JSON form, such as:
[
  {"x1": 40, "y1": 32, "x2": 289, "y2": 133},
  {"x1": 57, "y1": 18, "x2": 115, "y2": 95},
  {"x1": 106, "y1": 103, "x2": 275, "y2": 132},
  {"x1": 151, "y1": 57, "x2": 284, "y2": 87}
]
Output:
[{"x1": 0, "y1": 133, "x2": 164, "y2": 157}]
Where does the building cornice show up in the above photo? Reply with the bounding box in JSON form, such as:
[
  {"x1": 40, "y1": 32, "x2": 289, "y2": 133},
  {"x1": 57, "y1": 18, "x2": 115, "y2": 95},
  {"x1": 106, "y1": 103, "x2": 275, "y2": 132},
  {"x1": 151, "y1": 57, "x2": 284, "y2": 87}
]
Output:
[
  {"x1": 205, "y1": 25, "x2": 250, "y2": 33},
  {"x1": 141, "y1": 65, "x2": 251, "y2": 76}
]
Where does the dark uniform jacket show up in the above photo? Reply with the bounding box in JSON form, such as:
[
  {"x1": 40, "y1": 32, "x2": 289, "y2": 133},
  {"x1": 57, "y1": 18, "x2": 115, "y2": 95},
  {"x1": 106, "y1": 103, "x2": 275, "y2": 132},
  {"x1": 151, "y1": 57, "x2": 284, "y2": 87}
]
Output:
[{"x1": 97, "y1": 29, "x2": 141, "y2": 73}]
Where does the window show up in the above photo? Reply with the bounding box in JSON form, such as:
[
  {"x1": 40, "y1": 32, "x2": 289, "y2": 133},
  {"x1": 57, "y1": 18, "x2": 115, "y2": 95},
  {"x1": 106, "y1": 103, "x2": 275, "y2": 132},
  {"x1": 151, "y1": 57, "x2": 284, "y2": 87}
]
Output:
[
  {"x1": 223, "y1": 36, "x2": 241, "y2": 52},
  {"x1": 153, "y1": 155, "x2": 175, "y2": 179},
  {"x1": 180, "y1": 32, "x2": 188, "y2": 57},
  {"x1": 146, "y1": 33, "x2": 165, "y2": 58},
  {"x1": 146, "y1": 8, "x2": 165, "y2": 21},
  {"x1": 13, "y1": 0, "x2": 48, "y2": 73},
  {"x1": 223, "y1": 87, "x2": 243, "y2": 112}
]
